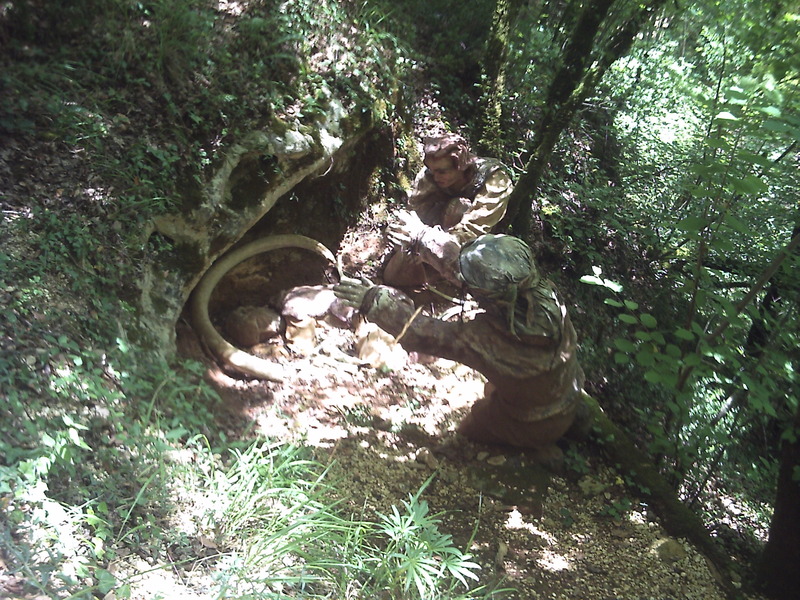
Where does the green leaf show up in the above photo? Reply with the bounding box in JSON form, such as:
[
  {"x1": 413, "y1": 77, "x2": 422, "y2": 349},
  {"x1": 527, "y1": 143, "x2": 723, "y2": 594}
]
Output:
[
  {"x1": 763, "y1": 119, "x2": 792, "y2": 134},
  {"x1": 580, "y1": 275, "x2": 605, "y2": 286},
  {"x1": 580, "y1": 275, "x2": 623, "y2": 292},
  {"x1": 715, "y1": 111, "x2": 739, "y2": 122},
  {"x1": 704, "y1": 136, "x2": 729, "y2": 149},
  {"x1": 644, "y1": 370, "x2": 662, "y2": 383},
  {"x1": 62, "y1": 414, "x2": 88, "y2": 430},
  {"x1": 739, "y1": 76, "x2": 759, "y2": 91},
  {"x1": 723, "y1": 214, "x2": 751, "y2": 234},
  {"x1": 614, "y1": 352, "x2": 630, "y2": 365},
  {"x1": 619, "y1": 314, "x2": 638, "y2": 325},
  {"x1": 758, "y1": 105, "x2": 781, "y2": 117},
  {"x1": 636, "y1": 349, "x2": 656, "y2": 367},
  {"x1": 675, "y1": 215, "x2": 706, "y2": 233},
  {"x1": 165, "y1": 427, "x2": 189, "y2": 440},
  {"x1": 782, "y1": 428, "x2": 799, "y2": 445},
  {"x1": 730, "y1": 175, "x2": 768, "y2": 195},
  {"x1": 639, "y1": 313, "x2": 657, "y2": 328},
  {"x1": 604, "y1": 299, "x2": 624, "y2": 308},
  {"x1": 691, "y1": 162, "x2": 727, "y2": 177},
  {"x1": 623, "y1": 300, "x2": 639, "y2": 310},
  {"x1": 711, "y1": 237, "x2": 735, "y2": 253},
  {"x1": 737, "y1": 150, "x2": 774, "y2": 169},
  {"x1": 96, "y1": 568, "x2": 117, "y2": 594},
  {"x1": 726, "y1": 86, "x2": 749, "y2": 100},
  {"x1": 634, "y1": 330, "x2": 652, "y2": 341},
  {"x1": 614, "y1": 338, "x2": 637, "y2": 352},
  {"x1": 67, "y1": 428, "x2": 91, "y2": 450}
]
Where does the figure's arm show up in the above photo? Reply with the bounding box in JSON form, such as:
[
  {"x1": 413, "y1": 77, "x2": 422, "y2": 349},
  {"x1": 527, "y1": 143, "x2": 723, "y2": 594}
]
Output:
[
  {"x1": 334, "y1": 280, "x2": 564, "y2": 386},
  {"x1": 385, "y1": 212, "x2": 461, "y2": 284},
  {"x1": 334, "y1": 281, "x2": 477, "y2": 361},
  {"x1": 447, "y1": 168, "x2": 513, "y2": 243},
  {"x1": 361, "y1": 286, "x2": 560, "y2": 380}
]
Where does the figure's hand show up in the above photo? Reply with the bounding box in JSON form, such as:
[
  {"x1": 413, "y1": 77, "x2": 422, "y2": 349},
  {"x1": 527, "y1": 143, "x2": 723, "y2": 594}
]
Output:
[
  {"x1": 386, "y1": 210, "x2": 427, "y2": 248},
  {"x1": 333, "y1": 276, "x2": 374, "y2": 309}
]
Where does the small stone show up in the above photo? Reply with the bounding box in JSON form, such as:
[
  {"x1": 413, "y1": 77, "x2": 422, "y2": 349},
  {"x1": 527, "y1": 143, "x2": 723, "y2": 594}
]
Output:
[
  {"x1": 585, "y1": 563, "x2": 606, "y2": 574},
  {"x1": 487, "y1": 454, "x2": 507, "y2": 466},
  {"x1": 611, "y1": 527, "x2": 629, "y2": 538},
  {"x1": 415, "y1": 448, "x2": 440, "y2": 470},
  {"x1": 650, "y1": 538, "x2": 688, "y2": 563}
]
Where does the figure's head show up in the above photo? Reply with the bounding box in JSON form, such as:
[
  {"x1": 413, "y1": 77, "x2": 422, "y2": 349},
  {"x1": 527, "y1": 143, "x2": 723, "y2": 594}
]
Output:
[
  {"x1": 458, "y1": 234, "x2": 540, "y2": 302},
  {"x1": 422, "y1": 134, "x2": 475, "y2": 190},
  {"x1": 458, "y1": 235, "x2": 544, "y2": 336}
]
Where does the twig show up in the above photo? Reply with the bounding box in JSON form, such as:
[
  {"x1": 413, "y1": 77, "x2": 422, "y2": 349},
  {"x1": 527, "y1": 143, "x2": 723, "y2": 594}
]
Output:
[{"x1": 394, "y1": 306, "x2": 424, "y2": 344}]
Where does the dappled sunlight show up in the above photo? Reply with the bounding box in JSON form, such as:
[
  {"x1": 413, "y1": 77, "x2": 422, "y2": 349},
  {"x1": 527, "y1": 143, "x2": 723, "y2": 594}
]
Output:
[
  {"x1": 537, "y1": 549, "x2": 572, "y2": 572},
  {"x1": 216, "y1": 0, "x2": 247, "y2": 16},
  {"x1": 3, "y1": 0, "x2": 794, "y2": 596},
  {"x1": 716, "y1": 494, "x2": 772, "y2": 542},
  {"x1": 505, "y1": 507, "x2": 558, "y2": 544}
]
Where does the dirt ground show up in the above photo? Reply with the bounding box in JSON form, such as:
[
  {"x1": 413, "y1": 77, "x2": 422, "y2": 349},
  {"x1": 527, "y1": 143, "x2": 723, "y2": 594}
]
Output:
[
  {"x1": 182, "y1": 211, "x2": 751, "y2": 600},
  {"x1": 172, "y1": 91, "x2": 770, "y2": 599}
]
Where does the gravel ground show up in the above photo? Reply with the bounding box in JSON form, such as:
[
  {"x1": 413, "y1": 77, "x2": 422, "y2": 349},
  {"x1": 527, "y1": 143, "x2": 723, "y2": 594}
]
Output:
[
  {"x1": 185, "y1": 198, "x2": 766, "y2": 600},
  {"x1": 207, "y1": 317, "x2": 749, "y2": 600}
]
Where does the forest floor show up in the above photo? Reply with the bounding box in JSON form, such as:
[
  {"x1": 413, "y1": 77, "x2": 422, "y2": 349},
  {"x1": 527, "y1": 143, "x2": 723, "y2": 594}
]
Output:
[
  {"x1": 175, "y1": 200, "x2": 764, "y2": 600},
  {"x1": 170, "y1": 91, "x2": 767, "y2": 599},
  {"x1": 0, "y1": 85, "x2": 766, "y2": 600}
]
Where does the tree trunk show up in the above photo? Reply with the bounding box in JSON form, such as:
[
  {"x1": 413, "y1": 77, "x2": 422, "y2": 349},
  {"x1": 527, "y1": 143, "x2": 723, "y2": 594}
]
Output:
[
  {"x1": 583, "y1": 392, "x2": 744, "y2": 599},
  {"x1": 757, "y1": 401, "x2": 800, "y2": 599},
  {"x1": 500, "y1": 0, "x2": 614, "y2": 237},
  {"x1": 500, "y1": 0, "x2": 668, "y2": 238},
  {"x1": 478, "y1": 0, "x2": 525, "y2": 157}
]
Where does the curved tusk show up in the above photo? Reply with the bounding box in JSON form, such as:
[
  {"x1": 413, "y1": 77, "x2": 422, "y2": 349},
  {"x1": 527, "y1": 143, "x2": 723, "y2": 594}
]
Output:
[{"x1": 190, "y1": 234, "x2": 338, "y2": 382}]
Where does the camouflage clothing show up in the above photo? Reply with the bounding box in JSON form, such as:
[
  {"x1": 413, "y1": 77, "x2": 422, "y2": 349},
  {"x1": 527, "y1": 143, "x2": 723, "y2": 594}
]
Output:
[
  {"x1": 356, "y1": 233, "x2": 585, "y2": 449},
  {"x1": 408, "y1": 157, "x2": 513, "y2": 243},
  {"x1": 458, "y1": 234, "x2": 561, "y2": 339},
  {"x1": 383, "y1": 156, "x2": 513, "y2": 288}
]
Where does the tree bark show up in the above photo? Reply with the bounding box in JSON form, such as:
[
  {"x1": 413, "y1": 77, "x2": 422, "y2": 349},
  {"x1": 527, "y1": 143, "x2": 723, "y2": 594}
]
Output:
[
  {"x1": 500, "y1": 0, "x2": 613, "y2": 237},
  {"x1": 478, "y1": 0, "x2": 525, "y2": 157},
  {"x1": 757, "y1": 401, "x2": 800, "y2": 599},
  {"x1": 500, "y1": 0, "x2": 668, "y2": 239}
]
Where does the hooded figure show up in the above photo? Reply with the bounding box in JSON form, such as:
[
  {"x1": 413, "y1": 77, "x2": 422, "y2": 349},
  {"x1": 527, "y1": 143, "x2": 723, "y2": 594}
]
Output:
[{"x1": 335, "y1": 234, "x2": 585, "y2": 456}]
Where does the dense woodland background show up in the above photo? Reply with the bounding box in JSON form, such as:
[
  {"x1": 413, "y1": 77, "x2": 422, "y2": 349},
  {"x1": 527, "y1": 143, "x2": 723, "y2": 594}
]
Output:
[{"x1": 1, "y1": 0, "x2": 798, "y2": 599}]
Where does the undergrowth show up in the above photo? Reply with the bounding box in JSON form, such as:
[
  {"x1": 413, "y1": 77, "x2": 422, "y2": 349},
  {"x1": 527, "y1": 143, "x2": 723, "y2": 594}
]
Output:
[{"x1": 0, "y1": 2, "x2": 497, "y2": 598}]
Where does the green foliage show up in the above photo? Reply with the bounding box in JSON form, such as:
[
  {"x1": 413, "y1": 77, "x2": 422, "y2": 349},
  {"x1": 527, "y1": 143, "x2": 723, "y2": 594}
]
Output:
[
  {"x1": 0, "y1": 2, "x2": 441, "y2": 596},
  {"x1": 563, "y1": 445, "x2": 591, "y2": 476},
  {"x1": 556, "y1": 1, "x2": 800, "y2": 536},
  {"x1": 2, "y1": 0, "x2": 797, "y2": 592},
  {"x1": 581, "y1": 257, "x2": 796, "y2": 505},
  {"x1": 2, "y1": 208, "x2": 489, "y2": 598},
  {"x1": 599, "y1": 497, "x2": 634, "y2": 523},
  {"x1": 1, "y1": 0, "x2": 410, "y2": 242},
  {"x1": 559, "y1": 507, "x2": 576, "y2": 528},
  {"x1": 160, "y1": 445, "x2": 490, "y2": 600},
  {"x1": 370, "y1": 475, "x2": 481, "y2": 598}
]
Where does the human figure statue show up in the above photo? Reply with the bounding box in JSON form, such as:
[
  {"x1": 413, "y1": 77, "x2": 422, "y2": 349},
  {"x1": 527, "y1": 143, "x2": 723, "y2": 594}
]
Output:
[
  {"x1": 382, "y1": 133, "x2": 514, "y2": 288},
  {"x1": 335, "y1": 234, "x2": 585, "y2": 461}
]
